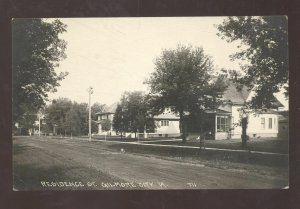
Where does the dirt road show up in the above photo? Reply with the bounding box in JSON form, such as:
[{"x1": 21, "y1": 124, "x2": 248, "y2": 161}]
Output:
[{"x1": 13, "y1": 136, "x2": 288, "y2": 190}]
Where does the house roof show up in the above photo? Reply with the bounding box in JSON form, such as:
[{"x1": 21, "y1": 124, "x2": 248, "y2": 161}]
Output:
[
  {"x1": 154, "y1": 112, "x2": 180, "y2": 120},
  {"x1": 222, "y1": 82, "x2": 284, "y2": 108},
  {"x1": 96, "y1": 102, "x2": 118, "y2": 115},
  {"x1": 105, "y1": 102, "x2": 118, "y2": 113},
  {"x1": 222, "y1": 82, "x2": 250, "y2": 105}
]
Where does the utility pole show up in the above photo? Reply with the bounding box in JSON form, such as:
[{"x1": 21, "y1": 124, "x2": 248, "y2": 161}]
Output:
[{"x1": 88, "y1": 87, "x2": 93, "y2": 142}]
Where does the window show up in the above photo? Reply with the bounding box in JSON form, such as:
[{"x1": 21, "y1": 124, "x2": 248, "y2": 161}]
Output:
[
  {"x1": 161, "y1": 120, "x2": 169, "y2": 126},
  {"x1": 261, "y1": 118, "x2": 265, "y2": 129},
  {"x1": 217, "y1": 116, "x2": 229, "y2": 132},
  {"x1": 268, "y1": 118, "x2": 273, "y2": 129}
]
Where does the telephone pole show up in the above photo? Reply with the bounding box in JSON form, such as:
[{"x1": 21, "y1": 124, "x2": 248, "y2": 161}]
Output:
[{"x1": 88, "y1": 87, "x2": 93, "y2": 142}]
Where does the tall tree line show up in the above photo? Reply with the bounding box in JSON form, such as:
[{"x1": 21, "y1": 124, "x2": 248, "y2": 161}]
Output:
[{"x1": 44, "y1": 98, "x2": 105, "y2": 136}]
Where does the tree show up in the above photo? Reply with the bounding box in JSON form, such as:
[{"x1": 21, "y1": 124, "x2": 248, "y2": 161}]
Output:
[
  {"x1": 146, "y1": 44, "x2": 227, "y2": 143},
  {"x1": 44, "y1": 99, "x2": 90, "y2": 136},
  {"x1": 12, "y1": 18, "x2": 68, "y2": 127},
  {"x1": 217, "y1": 16, "x2": 288, "y2": 109},
  {"x1": 44, "y1": 98, "x2": 72, "y2": 135},
  {"x1": 65, "y1": 106, "x2": 81, "y2": 136},
  {"x1": 113, "y1": 92, "x2": 155, "y2": 138}
]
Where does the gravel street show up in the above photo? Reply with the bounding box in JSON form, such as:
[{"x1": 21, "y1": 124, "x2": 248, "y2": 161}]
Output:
[{"x1": 13, "y1": 136, "x2": 288, "y2": 190}]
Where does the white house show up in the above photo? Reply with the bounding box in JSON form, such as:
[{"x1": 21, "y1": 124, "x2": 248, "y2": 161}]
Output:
[
  {"x1": 96, "y1": 103, "x2": 117, "y2": 135},
  {"x1": 152, "y1": 109, "x2": 180, "y2": 137},
  {"x1": 96, "y1": 82, "x2": 284, "y2": 140},
  {"x1": 207, "y1": 82, "x2": 284, "y2": 140},
  {"x1": 95, "y1": 104, "x2": 181, "y2": 137}
]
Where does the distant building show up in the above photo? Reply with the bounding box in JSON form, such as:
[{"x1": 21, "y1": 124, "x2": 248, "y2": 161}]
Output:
[
  {"x1": 95, "y1": 104, "x2": 181, "y2": 137},
  {"x1": 153, "y1": 109, "x2": 180, "y2": 137},
  {"x1": 96, "y1": 103, "x2": 117, "y2": 135}
]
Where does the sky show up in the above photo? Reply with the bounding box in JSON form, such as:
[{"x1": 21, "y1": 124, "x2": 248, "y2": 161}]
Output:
[{"x1": 48, "y1": 17, "x2": 288, "y2": 109}]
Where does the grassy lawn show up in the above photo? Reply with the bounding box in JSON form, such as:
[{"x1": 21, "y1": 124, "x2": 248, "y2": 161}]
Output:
[
  {"x1": 55, "y1": 135, "x2": 288, "y2": 154},
  {"x1": 106, "y1": 142, "x2": 288, "y2": 177},
  {"x1": 142, "y1": 137, "x2": 288, "y2": 154}
]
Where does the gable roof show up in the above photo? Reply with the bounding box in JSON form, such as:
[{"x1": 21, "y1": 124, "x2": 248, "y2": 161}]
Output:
[
  {"x1": 96, "y1": 102, "x2": 118, "y2": 115},
  {"x1": 105, "y1": 102, "x2": 118, "y2": 113},
  {"x1": 222, "y1": 82, "x2": 250, "y2": 105},
  {"x1": 222, "y1": 82, "x2": 284, "y2": 108}
]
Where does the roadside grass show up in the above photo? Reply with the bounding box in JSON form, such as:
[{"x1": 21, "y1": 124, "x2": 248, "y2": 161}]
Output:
[
  {"x1": 105, "y1": 142, "x2": 288, "y2": 181},
  {"x1": 139, "y1": 137, "x2": 288, "y2": 154},
  {"x1": 107, "y1": 142, "x2": 288, "y2": 169}
]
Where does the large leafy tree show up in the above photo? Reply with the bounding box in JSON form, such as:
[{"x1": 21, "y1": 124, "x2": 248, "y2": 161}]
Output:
[
  {"x1": 113, "y1": 92, "x2": 155, "y2": 138},
  {"x1": 217, "y1": 16, "x2": 288, "y2": 108},
  {"x1": 44, "y1": 98, "x2": 72, "y2": 135},
  {"x1": 146, "y1": 44, "x2": 227, "y2": 143},
  {"x1": 45, "y1": 99, "x2": 90, "y2": 136},
  {"x1": 12, "y1": 18, "x2": 68, "y2": 127}
]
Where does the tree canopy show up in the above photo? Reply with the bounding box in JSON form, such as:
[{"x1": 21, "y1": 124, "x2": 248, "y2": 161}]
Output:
[
  {"x1": 146, "y1": 44, "x2": 227, "y2": 142},
  {"x1": 113, "y1": 91, "x2": 155, "y2": 138},
  {"x1": 44, "y1": 98, "x2": 106, "y2": 136},
  {"x1": 12, "y1": 18, "x2": 68, "y2": 126},
  {"x1": 217, "y1": 16, "x2": 288, "y2": 108}
]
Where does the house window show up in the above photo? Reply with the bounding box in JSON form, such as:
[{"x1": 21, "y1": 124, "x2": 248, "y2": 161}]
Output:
[
  {"x1": 268, "y1": 118, "x2": 273, "y2": 129},
  {"x1": 261, "y1": 118, "x2": 265, "y2": 129},
  {"x1": 217, "y1": 116, "x2": 229, "y2": 132},
  {"x1": 161, "y1": 120, "x2": 169, "y2": 126}
]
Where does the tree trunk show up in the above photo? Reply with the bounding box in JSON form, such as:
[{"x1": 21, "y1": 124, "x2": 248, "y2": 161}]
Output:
[
  {"x1": 179, "y1": 110, "x2": 186, "y2": 143},
  {"x1": 241, "y1": 117, "x2": 248, "y2": 148}
]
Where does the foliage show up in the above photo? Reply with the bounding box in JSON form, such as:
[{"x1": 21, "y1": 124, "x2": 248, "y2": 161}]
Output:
[
  {"x1": 12, "y1": 18, "x2": 68, "y2": 127},
  {"x1": 146, "y1": 44, "x2": 228, "y2": 142},
  {"x1": 44, "y1": 99, "x2": 107, "y2": 136},
  {"x1": 217, "y1": 16, "x2": 288, "y2": 108},
  {"x1": 113, "y1": 91, "x2": 155, "y2": 138},
  {"x1": 44, "y1": 98, "x2": 72, "y2": 135}
]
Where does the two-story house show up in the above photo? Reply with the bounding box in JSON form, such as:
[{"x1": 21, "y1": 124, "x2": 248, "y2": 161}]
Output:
[{"x1": 196, "y1": 82, "x2": 284, "y2": 140}]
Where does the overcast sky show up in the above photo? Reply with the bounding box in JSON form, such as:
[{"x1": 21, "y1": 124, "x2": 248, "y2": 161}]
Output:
[{"x1": 48, "y1": 17, "x2": 287, "y2": 109}]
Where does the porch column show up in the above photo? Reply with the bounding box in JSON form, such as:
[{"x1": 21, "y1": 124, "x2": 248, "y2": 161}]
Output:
[
  {"x1": 215, "y1": 114, "x2": 217, "y2": 140},
  {"x1": 110, "y1": 123, "x2": 113, "y2": 135},
  {"x1": 98, "y1": 123, "x2": 102, "y2": 134}
]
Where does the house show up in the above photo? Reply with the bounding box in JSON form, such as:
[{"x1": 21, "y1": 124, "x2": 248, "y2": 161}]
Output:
[
  {"x1": 152, "y1": 109, "x2": 180, "y2": 137},
  {"x1": 96, "y1": 82, "x2": 285, "y2": 140},
  {"x1": 96, "y1": 103, "x2": 118, "y2": 135},
  {"x1": 96, "y1": 104, "x2": 181, "y2": 137},
  {"x1": 191, "y1": 82, "x2": 285, "y2": 140}
]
